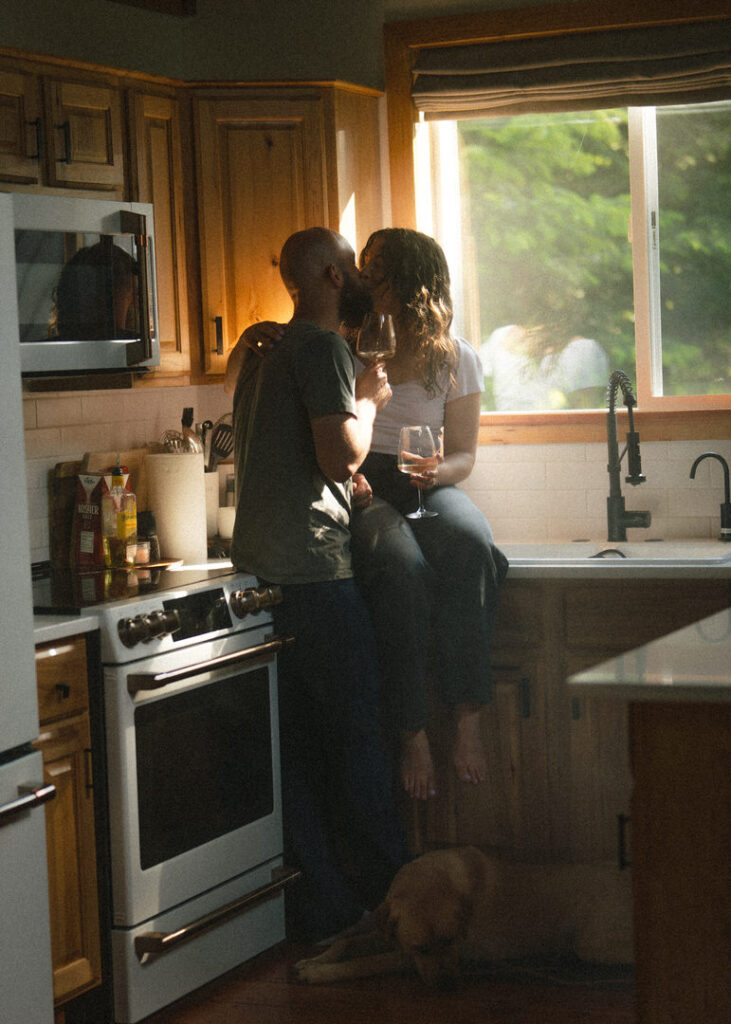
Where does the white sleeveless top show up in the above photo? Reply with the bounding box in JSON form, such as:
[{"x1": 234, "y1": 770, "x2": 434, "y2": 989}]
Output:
[{"x1": 362, "y1": 338, "x2": 484, "y2": 456}]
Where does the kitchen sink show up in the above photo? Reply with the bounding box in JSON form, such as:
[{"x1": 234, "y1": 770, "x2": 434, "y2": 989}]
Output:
[{"x1": 501, "y1": 539, "x2": 731, "y2": 567}]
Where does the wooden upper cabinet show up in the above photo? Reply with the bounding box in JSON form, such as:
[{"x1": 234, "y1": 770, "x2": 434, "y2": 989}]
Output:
[
  {"x1": 130, "y1": 90, "x2": 191, "y2": 376},
  {"x1": 43, "y1": 76, "x2": 125, "y2": 191},
  {"x1": 322, "y1": 85, "x2": 384, "y2": 258},
  {"x1": 0, "y1": 66, "x2": 44, "y2": 185},
  {"x1": 0, "y1": 56, "x2": 124, "y2": 193},
  {"x1": 194, "y1": 91, "x2": 327, "y2": 375}
]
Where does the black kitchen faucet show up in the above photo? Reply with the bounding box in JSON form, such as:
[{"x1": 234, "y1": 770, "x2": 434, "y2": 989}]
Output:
[{"x1": 605, "y1": 370, "x2": 651, "y2": 542}]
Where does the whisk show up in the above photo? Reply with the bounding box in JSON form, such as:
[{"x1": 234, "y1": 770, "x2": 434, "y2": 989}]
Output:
[{"x1": 160, "y1": 429, "x2": 187, "y2": 452}]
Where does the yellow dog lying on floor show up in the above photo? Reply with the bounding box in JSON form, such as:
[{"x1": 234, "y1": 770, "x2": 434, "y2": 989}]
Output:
[{"x1": 296, "y1": 846, "x2": 633, "y2": 989}]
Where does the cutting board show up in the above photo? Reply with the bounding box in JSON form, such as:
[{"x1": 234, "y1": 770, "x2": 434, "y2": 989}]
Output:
[{"x1": 49, "y1": 448, "x2": 148, "y2": 571}]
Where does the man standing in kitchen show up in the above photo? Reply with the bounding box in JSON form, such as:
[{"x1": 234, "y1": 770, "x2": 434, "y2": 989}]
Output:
[{"x1": 224, "y1": 227, "x2": 408, "y2": 943}]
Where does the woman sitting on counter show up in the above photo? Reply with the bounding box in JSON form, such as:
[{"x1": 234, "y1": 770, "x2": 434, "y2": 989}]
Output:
[{"x1": 227, "y1": 227, "x2": 508, "y2": 802}]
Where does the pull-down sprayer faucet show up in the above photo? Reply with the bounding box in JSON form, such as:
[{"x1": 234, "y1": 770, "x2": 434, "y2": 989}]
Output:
[{"x1": 606, "y1": 370, "x2": 651, "y2": 542}]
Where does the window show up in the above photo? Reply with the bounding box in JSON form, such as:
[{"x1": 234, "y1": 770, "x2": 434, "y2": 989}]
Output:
[
  {"x1": 384, "y1": 0, "x2": 731, "y2": 439},
  {"x1": 414, "y1": 100, "x2": 731, "y2": 414}
]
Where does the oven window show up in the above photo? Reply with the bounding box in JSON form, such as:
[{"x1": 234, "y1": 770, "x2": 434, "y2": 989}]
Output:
[{"x1": 135, "y1": 667, "x2": 273, "y2": 869}]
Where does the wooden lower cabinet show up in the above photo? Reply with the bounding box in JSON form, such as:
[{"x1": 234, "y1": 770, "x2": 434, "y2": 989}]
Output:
[
  {"x1": 415, "y1": 576, "x2": 729, "y2": 864},
  {"x1": 630, "y1": 701, "x2": 730, "y2": 1024},
  {"x1": 34, "y1": 635, "x2": 102, "y2": 1008}
]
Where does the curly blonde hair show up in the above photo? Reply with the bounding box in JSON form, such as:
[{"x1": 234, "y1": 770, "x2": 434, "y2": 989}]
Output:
[{"x1": 360, "y1": 228, "x2": 457, "y2": 396}]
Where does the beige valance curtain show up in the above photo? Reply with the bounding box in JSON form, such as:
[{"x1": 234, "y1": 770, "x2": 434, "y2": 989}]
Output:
[{"x1": 412, "y1": 20, "x2": 731, "y2": 119}]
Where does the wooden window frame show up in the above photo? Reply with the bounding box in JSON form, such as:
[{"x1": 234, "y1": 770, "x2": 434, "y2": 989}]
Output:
[{"x1": 384, "y1": 0, "x2": 731, "y2": 445}]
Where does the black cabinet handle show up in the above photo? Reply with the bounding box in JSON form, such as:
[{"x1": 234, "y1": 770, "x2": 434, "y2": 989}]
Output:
[
  {"x1": 27, "y1": 117, "x2": 43, "y2": 159},
  {"x1": 57, "y1": 121, "x2": 72, "y2": 164},
  {"x1": 214, "y1": 316, "x2": 224, "y2": 355}
]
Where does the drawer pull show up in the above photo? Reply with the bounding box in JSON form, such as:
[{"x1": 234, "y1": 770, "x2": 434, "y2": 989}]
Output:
[
  {"x1": 134, "y1": 866, "x2": 301, "y2": 961},
  {"x1": 55, "y1": 683, "x2": 71, "y2": 701}
]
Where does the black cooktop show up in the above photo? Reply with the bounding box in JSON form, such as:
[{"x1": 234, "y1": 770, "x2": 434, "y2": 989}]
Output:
[{"x1": 32, "y1": 562, "x2": 237, "y2": 614}]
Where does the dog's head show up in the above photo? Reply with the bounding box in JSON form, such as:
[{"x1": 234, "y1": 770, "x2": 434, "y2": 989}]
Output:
[{"x1": 374, "y1": 848, "x2": 483, "y2": 989}]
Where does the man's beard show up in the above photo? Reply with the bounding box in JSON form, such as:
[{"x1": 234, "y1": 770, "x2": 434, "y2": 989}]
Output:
[{"x1": 338, "y1": 276, "x2": 373, "y2": 328}]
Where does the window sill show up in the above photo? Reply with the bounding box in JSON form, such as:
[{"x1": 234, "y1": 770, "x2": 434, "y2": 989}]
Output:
[{"x1": 478, "y1": 408, "x2": 730, "y2": 445}]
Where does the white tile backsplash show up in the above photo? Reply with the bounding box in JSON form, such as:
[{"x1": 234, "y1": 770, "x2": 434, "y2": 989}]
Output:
[
  {"x1": 460, "y1": 439, "x2": 731, "y2": 545},
  {"x1": 23, "y1": 383, "x2": 233, "y2": 563},
  {"x1": 22, "y1": 384, "x2": 731, "y2": 563}
]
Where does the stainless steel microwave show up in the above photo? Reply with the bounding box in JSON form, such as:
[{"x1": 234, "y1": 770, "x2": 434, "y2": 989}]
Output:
[{"x1": 10, "y1": 193, "x2": 159, "y2": 377}]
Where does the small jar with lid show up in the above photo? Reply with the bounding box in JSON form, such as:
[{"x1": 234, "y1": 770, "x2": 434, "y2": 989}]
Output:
[{"x1": 137, "y1": 510, "x2": 161, "y2": 564}]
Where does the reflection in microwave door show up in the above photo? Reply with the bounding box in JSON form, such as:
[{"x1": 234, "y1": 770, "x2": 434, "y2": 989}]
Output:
[
  {"x1": 14, "y1": 229, "x2": 141, "y2": 344},
  {"x1": 50, "y1": 237, "x2": 140, "y2": 340}
]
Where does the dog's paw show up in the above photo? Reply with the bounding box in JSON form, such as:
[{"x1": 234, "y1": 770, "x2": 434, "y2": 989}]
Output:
[{"x1": 294, "y1": 958, "x2": 329, "y2": 984}]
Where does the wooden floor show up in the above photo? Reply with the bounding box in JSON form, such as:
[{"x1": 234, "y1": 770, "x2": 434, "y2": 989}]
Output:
[{"x1": 141, "y1": 942, "x2": 636, "y2": 1023}]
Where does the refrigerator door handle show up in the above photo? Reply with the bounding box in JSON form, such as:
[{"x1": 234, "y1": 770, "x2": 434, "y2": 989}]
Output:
[{"x1": 0, "y1": 782, "x2": 56, "y2": 824}]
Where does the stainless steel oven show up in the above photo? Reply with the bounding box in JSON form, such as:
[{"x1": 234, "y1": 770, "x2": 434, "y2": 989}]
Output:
[{"x1": 91, "y1": 569, "x2": 297, "y2": 1023}]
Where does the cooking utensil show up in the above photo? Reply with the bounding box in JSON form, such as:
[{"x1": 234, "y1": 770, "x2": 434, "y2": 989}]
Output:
[
  {"x1": 201, "y1": 420, "x2": 213, "y2": 472},
  {"x1": 181, "y1": 407, "x2": 203, "y2": 453},
  {"x1": 160, "y1": 429, "x2": 186, "y2": 452},
  {"x1": 207, "y1": 419, "x2": 234, "y2": 472}
]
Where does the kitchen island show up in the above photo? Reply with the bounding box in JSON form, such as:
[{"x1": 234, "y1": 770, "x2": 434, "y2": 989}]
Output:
[{"x1": 568, "y1": 608, "x2": 730, "y2": 1024}]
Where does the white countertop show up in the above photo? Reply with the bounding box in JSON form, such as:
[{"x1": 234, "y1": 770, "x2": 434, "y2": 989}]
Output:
[
  {"x1": 33, "y1": 613, "x2": 100, "y2": 645},
  {"x1": 501, "y1": 539, "x2": 731, "y2": 579},
  {"x1": 568, "y1": 607, "x2": 731, "y2": 702}
]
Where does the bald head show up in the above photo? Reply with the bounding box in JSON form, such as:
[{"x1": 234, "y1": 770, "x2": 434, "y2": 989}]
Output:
[
  {"x1": 278, "y1": 227, "x2": 371, "y2": 329},
  {"x1": 279, "y1": 227, "x2": 353, "y2": 296}
]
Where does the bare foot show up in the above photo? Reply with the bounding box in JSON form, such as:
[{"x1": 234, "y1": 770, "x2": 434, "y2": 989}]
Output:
[
  {"x1": 454, "y1": 704, "x2": 487, "y2": 784},
  {"x1": 400, "y1": 729, "x2": 436, "y2": 800}
]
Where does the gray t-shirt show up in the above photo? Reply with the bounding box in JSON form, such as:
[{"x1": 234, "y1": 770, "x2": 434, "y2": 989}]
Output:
[{"x1": 231, "y1": 320, "x2": 357, "y2": 584}]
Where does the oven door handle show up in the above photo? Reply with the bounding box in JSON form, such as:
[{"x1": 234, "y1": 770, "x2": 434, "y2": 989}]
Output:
[
  {"x1": 127, "y1": 634, "x2": 294, "y2": 694},
  {"x1": 133, "y1": 866, "x2": 301, "y2": 962}
]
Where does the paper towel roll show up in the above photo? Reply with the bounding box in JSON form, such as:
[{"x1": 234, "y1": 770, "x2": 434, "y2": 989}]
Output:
[
  {"x1": 144, "y1": 452, "x2": 208, "y2": 564},
  {"x1": 204, "y1": 472, "x2": 220, "y2": 539}
]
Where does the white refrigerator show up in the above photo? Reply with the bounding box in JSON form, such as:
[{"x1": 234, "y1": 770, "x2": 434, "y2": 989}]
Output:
[{"x1": 0, "y1": 193, "x2": 55, "y2": 1022}]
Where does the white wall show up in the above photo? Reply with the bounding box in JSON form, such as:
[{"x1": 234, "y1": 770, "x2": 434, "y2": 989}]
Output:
[
  {"x1": 23, "y1": 387, "x2": 730, "y2": 563},
  {"x1": 0, "y1": 0, "x2": 563, "y2": 90}
]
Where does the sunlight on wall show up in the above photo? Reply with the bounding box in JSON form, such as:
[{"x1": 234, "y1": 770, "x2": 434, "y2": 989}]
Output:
[{"x1": 339, "y1": 191, "x2": 357, "y2": 253}]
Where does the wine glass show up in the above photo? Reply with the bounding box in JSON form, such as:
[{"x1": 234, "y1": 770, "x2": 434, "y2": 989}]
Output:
[
  {"x1": 356, "y1": 312, "x2": 396, "y2": 364},
  {"x1": 398, "y1": 425, "x2": 439, "y2": 520}
]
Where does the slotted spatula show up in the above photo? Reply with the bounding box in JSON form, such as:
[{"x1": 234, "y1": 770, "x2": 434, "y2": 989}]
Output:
[{"x1": 207, "y1": 417, "x2": 234, "y2": 472}]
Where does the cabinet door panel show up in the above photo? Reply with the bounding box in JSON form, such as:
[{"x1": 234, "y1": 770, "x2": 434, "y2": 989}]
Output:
[
  {"x1": 0, "y1": 68, "x2": 43, "y2": 185},
  {"x1": 564, "y1": 654, "x2": 632, "y2": 862},
  {"x1": 44, "y1": 78, "x2": 124, "y2": 191},
  {"x1": 195, "y1": 96, "x2": 326, "y2": 374},
  {"x1": 134, "y1": 92, "x2": 190, "y2": 374},
  {"x1": 421, "y1": 656, "x2": 553, "y2": 860},
  {"x1": 37, "y1": 714, "x2": 101, "y2": 1005}
]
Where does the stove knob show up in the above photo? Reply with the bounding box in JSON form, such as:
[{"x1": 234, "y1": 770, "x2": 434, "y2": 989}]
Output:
[
  {"x1": 146, "y1": 609, "x2": 181, "y2": 638},
  {"x1": 230, "y1": 585, "x2": 283, "y2": 619},
  {"x1": 118, "y1": 609, "x2": 181, "y2": 647},
  {"x1": 118, "y1": 615, "x2": 152, "y2": 648}
]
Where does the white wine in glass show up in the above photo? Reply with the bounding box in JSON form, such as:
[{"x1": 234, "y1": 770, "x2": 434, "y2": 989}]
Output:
[
  {"x1": 398, "y1": 425, "x2": 439, "y2": 519},
  {"x1": 356, "y1": 313, "x2": 396, "y2": 363}
]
